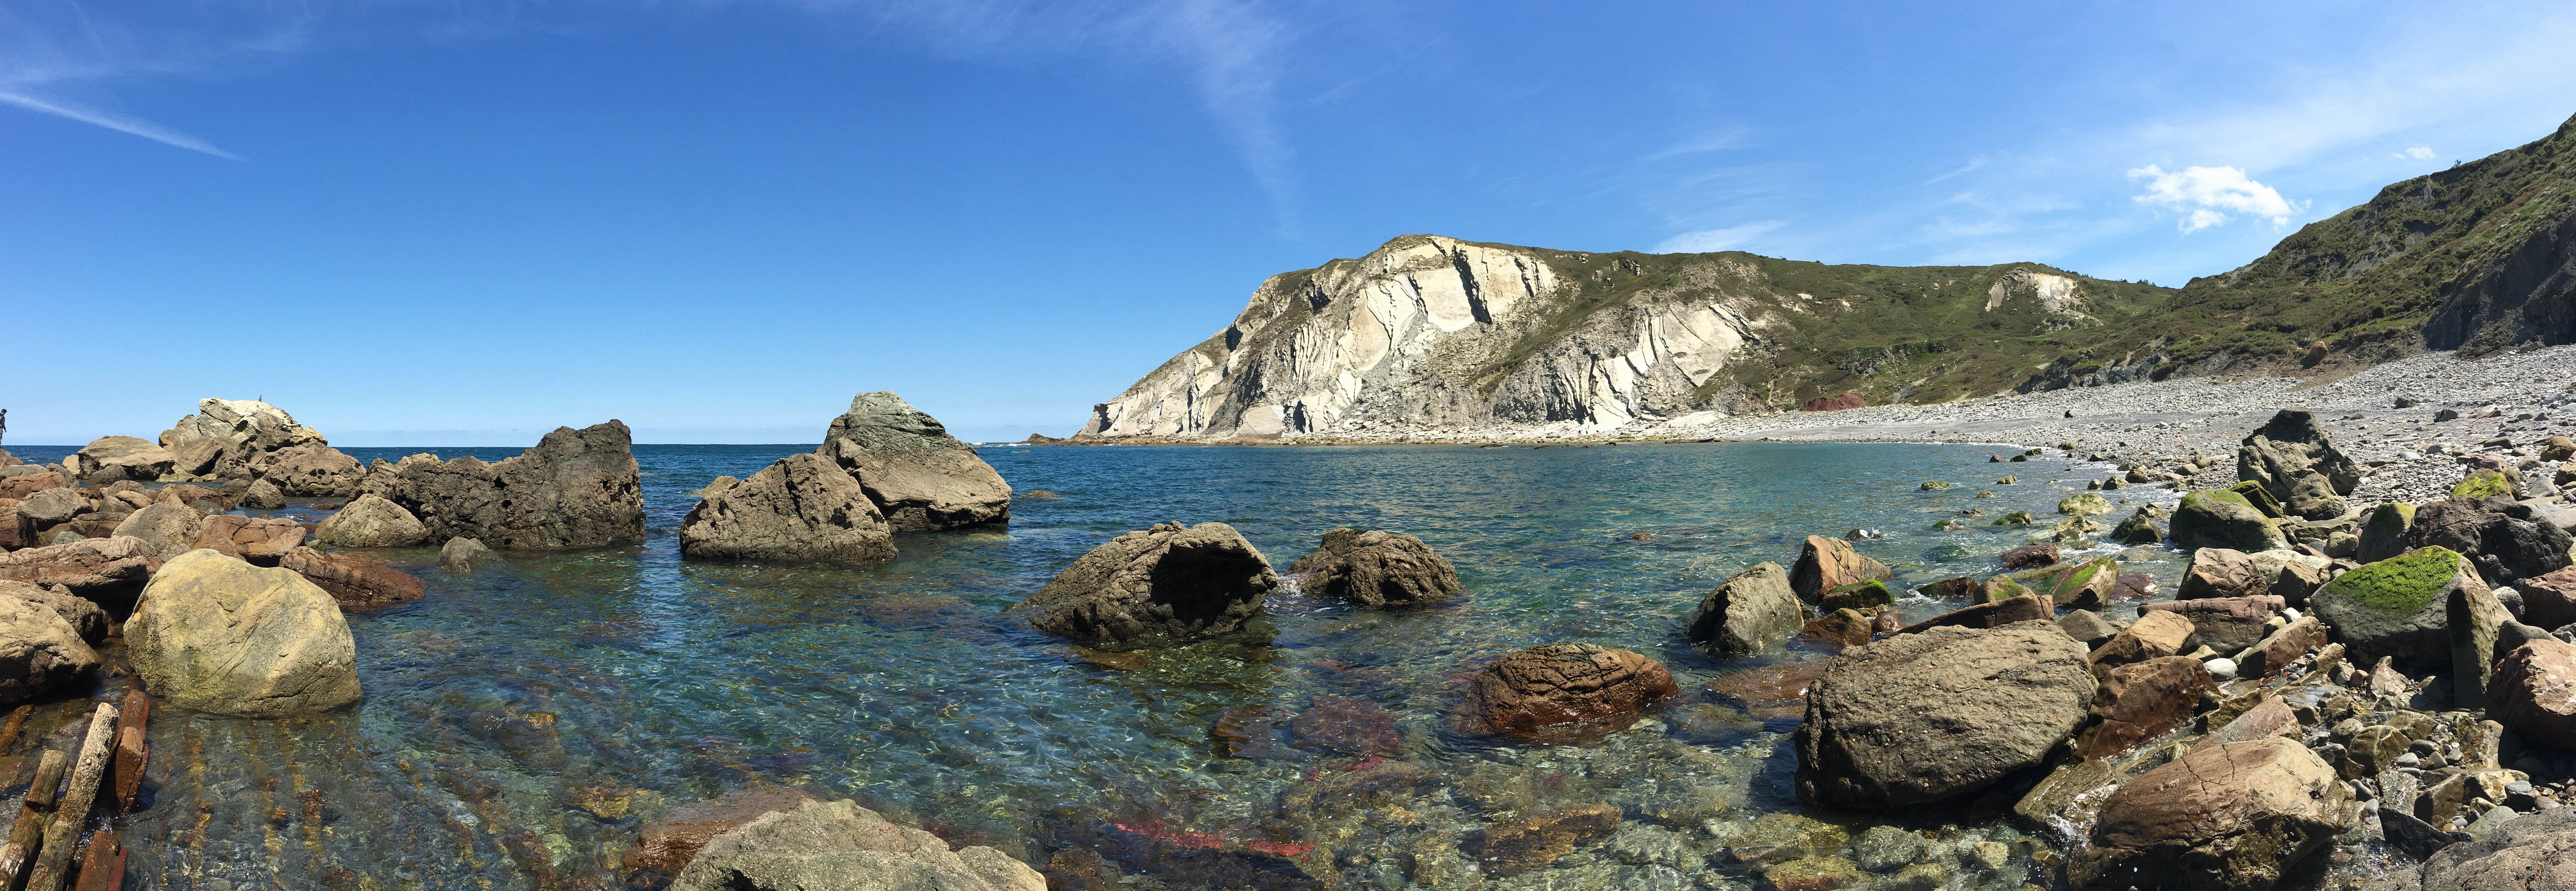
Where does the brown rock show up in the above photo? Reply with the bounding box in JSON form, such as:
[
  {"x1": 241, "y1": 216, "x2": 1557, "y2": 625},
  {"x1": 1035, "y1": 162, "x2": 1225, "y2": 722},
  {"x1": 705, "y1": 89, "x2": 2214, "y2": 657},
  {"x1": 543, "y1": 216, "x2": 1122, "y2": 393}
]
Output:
[
  {"x1": 2091, "y1": 610, "x2": 2195, "y2": 668},
  {"x1": 1797, "y1": 620, "x2": 2095, "y2": 808},
  {"x1": 1898, "y1": 594, "x2": 2051, "y2": 634},
  {"x1": 0, "y1": 473, "x2": 66, "y2": 502},
  {"x1": 2237, "y1": 616, "x2": 2326, "y2": 678},
  {"x1": 2086, "y1": 656, "x2": 2217, "y2": 759},
  {"x1": 0, "y1": 505, "x2": 33, "y2": 551},
  {"x1": 2518, "y1": 566, "x2": 2576, "y2": 630},
  {"x1": 0, "y1": 536, "x2": 155, "y2": 615},
  {"x1": 1790, "y1": 535, "x2": 1890, "y2": 603},
  {"x1": 1452, "y1": 644, "x2": 1679, "y2": 742},
  {"x1": 2270, "y1": 560, "x2": 2326, "y2": 608},
  {"x1": 1870, "y1": 610, "x2": 1902, "y2": 635},
  {"x1": 2138, "y1": 596, "x2": 2284, "y2": 656},
  {"x1": 2487, "y1": 637, "x2": 2576, "y2": 749},
  {"x1": 1800, "y1": 609, "x2": 1874, "y2": 651},
  {"x1": 2113, "y1": 572, "x2": 2159, "y2": 601},
  {"x1": 189, "y1": 515, "x2": 306, "y2": 566},
  {"x1": 2002, "y1": 542, "x2": 2060, "y2": 570},
  {"x1": 621, "y1": 786, "x2": 822, "y2": 881},
  {"x1": 2071, "y1": 738, "x2": 2351, "y2": 891},
  {"x1": 111, "y1": 689, "x2": 149, "y2": 810},
  {"x1": 1009, "y1": 521, "x2": 1278, "y2": 651},
  {"x1": 1923, "y1": 576, "x2": 1980, "y2": 600},
  {"x1": 1474, "y1": 803, "x2": 1618, "y2": 877},
  {"x1": 2178, "y1": 547, "x2": 2270, "y2": 600},
  {"x1": 1284, "y1": 528, "x2": 1462, "y2": 606},
  {"x1": 2197, "y1": 696, "x2": 2300, "y2": 750},
  {"x1": 277, "y1": 547, "x2": 426, "y2": 611}
]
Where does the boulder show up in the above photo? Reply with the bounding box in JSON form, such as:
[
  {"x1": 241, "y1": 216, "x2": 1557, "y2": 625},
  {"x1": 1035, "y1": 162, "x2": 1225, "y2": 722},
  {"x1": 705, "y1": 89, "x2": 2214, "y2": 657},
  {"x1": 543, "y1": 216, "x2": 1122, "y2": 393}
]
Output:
[
  {"x1": 1789, "y1": 535, "x2": 1891, "y2": 603},
  {"x1": 2072, "y1": 738, "x2": 2351, "y2": 891},
  {"x1": 278, "y1": 547, "x2": 426, "y2": 611},
  {"x1": 391, "y1": 421, "x2": 646, "y2": 550},
  {"x1": 259, "y1": 443, "x2": 363, "y2": 497},
  {"x1": 2405, "y1": 496, "x2": 2575, "y2": 585},
  {"x1": 624, "y1": 786, "x2": 823, "y2": 881},
  {"x1": 0, "y1": 580, "x2": 107, "y2": 646},
  {"x1": 1795, "y1": 621, "x2": 2093, "y2": 808},
  {"x1": 2113, "y1": 509, "x2": 2164, "y2": 545},
  {"x1": 0, "y1": 592, "x2": 99, "y2": 705},
  {"x1": 240, "y1": 478, "x2": 287, "y2": 510},
  {"x1": 439, "y1": 537, "x2": 497, "y2": 573},
  {"x1": 110, "y1": 501, "x2": 205, "y2": 561},
  {"x1": 73, "y1": 436, "x2": 177, "y2": 483},
  {"x1": 2450, "y1": 469, "x2": 2522, "y2": 499},
  {"x1": 2060, "y1": 492, "x2": 2114, "y2": 516},
  {"x1": 2238, "y1": 617, "x2": 2328, "y2": 678},
  {"x1": 2268, "y1": 558, "x2": 2328, "y2": 608},
  {"x1": 17, "y1": 488, "x2": 88, "y2": 528},
  {"x1": 2359, "y1": 505, "x2": 2421, "y2": 561},
  {"x1": 2517, "y1": 566, "x2": 2576, "y2": 629},
  {"x1": 2140, "y1": 597, "x2": 2283, "y2": 655},
  {"x1": 2087, "y1": 656, "x2": 2217, "y2": 758},
  {"x1": 0, "y1": 472, "x2": 65, "y2": 501},
  {"x1": 815, "y1": 392, "x2": 1011, "y2": 532},
  {"x1": 679, "y1": 453, "x2": 896, "y2": 564},
  {"x1": 127, "y1": 549, "x2": 361, "y2": 717},
  {"x1": 2059, "y1": 609, "x2": 2119, "y2": 646},
  {"x1": 0, "y1": 536, "x2": 154, "y2": 615},
  {"x1": 2486, "y1": 638, "x2": 2576, "y2": 750},
  {"x1": 2237, "y1": 409, "x2": 2362, "y2": 519},
  {"x1": 158, "y1": 398, "x2": 331, "y2": 480},
  {"x1": 1800, "y1": 609, "x2": 1874, "y2": 650},
  {"x1": 1901, "y1": 594, "x2": 2053, "y2": 634},
  {"x1": 1684, "y1": 562, "x2": 1804, "y2": 658},
  {"x1": 1284, "y1": 528, "x2": 1462, "y2": 606},
  {"x1": 190, "y1": 515, "x2": 307, "y2": 566},
  {"x1": 1821, "y1": 579, "x2": 1894, "y2": 613},
  {"x1": 1452, "y1": 643, "x2": 1678, "y2": 741},
  {"x1": 1008, "y1": 522, "x2": 1277, "y2": 650},
  {"x1": 2450, "y1": 579, "x2": 2513, "y2": 708},
  {"x1": 2178, "y1": 548, "x2": 2272, "y2": 600},
  {"x1": 2366, "y1": 805, "x2": 2576, "y2": 891},
  {"x1": 668, "y1": 799, "x2": 1045, "y2": 891},
  {"x1": 2312, "y1": 547, "x2": 2485, "y2": 670},
  {"x1": 2001, "y1": 542, "x2": 2059, "y2": 570},
  {"x1": 2230, "y1": 481, "x2": 2291, "y2": 519},
  {"x1": 2047, "y1": 557, "x2": 2121, "y2": 610},
  {"x1": 314, "y1": 494, "x2": 431, "y2": 548},
  {"x1": 2171, "y1": 489, "x2": 2290, "y2": 553},
  {"x1": 2094, "y1": 610, "x2": 2196, "y2": 668},
  {"x1": 0, "y1": 507, "x2": 29, "y2": 551}
]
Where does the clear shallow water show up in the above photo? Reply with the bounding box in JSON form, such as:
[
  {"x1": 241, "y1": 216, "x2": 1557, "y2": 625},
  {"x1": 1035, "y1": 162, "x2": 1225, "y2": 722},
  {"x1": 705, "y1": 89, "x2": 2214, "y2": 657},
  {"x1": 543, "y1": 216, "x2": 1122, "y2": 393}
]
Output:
[{"x1": 22, "y1": 441, "x2": 2190, "y2": 889}]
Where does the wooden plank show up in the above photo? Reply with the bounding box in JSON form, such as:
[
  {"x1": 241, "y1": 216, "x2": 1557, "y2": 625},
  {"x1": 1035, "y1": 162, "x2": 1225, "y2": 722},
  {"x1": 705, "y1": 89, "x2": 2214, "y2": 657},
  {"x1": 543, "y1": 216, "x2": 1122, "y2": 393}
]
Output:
[
  {"x1": 0, "y1": 705, "x2": 31, "y2": 752},
  {"x1": 24, "y1": 703, "x2": 114, "y2": 891},
  {"x1": 0, "y1": 749, "x2": 68, "y2": 888},
  {"x1": 110, "y1": 689, "x2": 148, "y2": 813}
]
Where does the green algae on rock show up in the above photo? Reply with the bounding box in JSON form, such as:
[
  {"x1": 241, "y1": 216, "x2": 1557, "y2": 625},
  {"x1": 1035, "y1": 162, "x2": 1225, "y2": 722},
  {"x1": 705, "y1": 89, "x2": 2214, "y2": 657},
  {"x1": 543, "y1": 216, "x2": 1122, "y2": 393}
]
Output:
[
  {"x1": 2170, "y1": 489, "x2": 2289, "y2": 553},
  {"x1": 2311, "y1": 546, "x2": 2487, "y2": 670}
]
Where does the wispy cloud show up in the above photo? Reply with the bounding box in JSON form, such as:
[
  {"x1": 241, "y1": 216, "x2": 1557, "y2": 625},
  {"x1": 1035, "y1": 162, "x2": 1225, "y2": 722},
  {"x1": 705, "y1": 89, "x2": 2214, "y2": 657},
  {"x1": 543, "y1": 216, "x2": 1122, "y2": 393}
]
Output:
[
  {"x1": 0, "y1": 88, "x2": 242, "y2": 159},
  {"x1": 2394, "y1": 145, "x2": 2435, "y2": 160},
  {"x1": 2126, "y1": 164, "x2": 2304, "y2": 233},
  {"x1": 1654, "y1": 220, "x2": 1786, "y2": 254},
  {"x1": 1926, "y1": 156, "x2": 1988, "y2": 184}
]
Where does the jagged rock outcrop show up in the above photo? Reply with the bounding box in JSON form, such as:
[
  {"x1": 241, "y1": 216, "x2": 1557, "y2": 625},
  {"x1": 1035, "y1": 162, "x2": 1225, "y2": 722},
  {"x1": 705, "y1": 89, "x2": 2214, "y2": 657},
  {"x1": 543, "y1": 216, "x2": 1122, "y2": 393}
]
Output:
[
  {"x1": 816, "y1": 392, "x2": 1010, "y2": 532},
  {"x1": 1008, "y1": 522, "x2": 1278, "y2": 650},
  {"x1": 1283, "y1": 528, "x2": 1461, "y2": 606},
  {"x1": 158, "y1": 398, "x2": 334, "y2": 480},
  {"x1": 679, "y1": 453, "x2": 896, "y2": 564},
  {"x1": 390, "y1": 421, "x2": 646, "y2": 550},
  {"x1": 128, "y1": 549, "x2": 361, "y2": 717},
  {"x1": 2236, "y1": 410, "x2": 2362, "y2": 520}
]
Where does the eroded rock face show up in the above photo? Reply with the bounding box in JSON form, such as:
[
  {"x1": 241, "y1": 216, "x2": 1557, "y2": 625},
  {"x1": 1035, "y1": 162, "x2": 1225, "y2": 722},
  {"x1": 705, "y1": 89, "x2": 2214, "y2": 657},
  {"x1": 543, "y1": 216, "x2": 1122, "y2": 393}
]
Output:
[
  {"x1": 2312, "y1": 547, "x2": 2485, "y2": 670},
  {"x1": 1451, "y1": 643, "x2": 1678, "y2": 741},
  {"x1": 2086, "y1": 656, "x2": 2217, "y2": 758},
  {"x1": 315, "y1": 495, "x2": 430, "y2": 548},
  {"x1": 262, "y1": 442, "x2": 363, "y2": 497},
  {"x1": 679, "y1": 453, "x2": 896, "y2": 564},
  {"x1": 2237, "y1": 410, "x2": 2362, "y2": 521},
  {"x1": 1790, "y1": 535, "x2": 1891, "y2": 603},
  {"x1": 159, "y1": 398, "x2": 331, "y2": 480},
  {"x1": 2487, "y1": 638, "x2": 2576, "y2": 750},
  {"x1": 1009, "y1": 522, "x2": 1278, "y2": 650},
  {"x1": 0, "y1": 589, "x2": 99, "y2": 705},
  {"x1": 74, "y1": 436, "x2": 178, "y2": 483},
  {"x1": 279, "y1": 547, "x2": 426, "y2": 611},
  {"x1": 2405, "y1": 496, "x2": 2576, "y2": 585},
  {"x1": 1685, "y1": 562, "x2": 1804, "y2": 657},
  {"x1": 817, "y1": 392, "x2": 1011, "y2": 532},
  {"x1": 1284, "y1": 528, "x2": 1462, "y2": 606},
  {"x1": 391, "y1": 421, "x2": 646, "y2": 550},
  {"x1": 670, "y1": 799, "x2": 1046, "y2": 891},
  {"x1": 1796, "y1": 621, "x2": 2093, "y2": 808},
  {"x1": 2073, "y1": 738, "x2": 2352, "y2": 891},
  {"x1": 128, "y1": 549, "x2": 361, "y2": 717}
]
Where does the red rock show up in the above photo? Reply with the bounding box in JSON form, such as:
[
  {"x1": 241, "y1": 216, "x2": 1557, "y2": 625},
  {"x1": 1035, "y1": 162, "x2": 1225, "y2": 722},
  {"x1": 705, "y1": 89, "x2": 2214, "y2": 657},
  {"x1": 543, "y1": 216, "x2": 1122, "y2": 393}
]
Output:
[
  {"x1": 1870, "y1": 610, "x2": 1903, "y2": 636},
  {"x1": 2518, "y1": 566, "x2": 2576, "y2": 629},
  {"x1": 2086, "y1": 656, "x2": 2216, "y2": 759},
  {"x1": 1899, "y1": 594, "x2": 2051, "y2": 634},
  {"x1": 2486, "y1": 638, "x2": 2576, "y2": 749},
  {"x1": 0, "y1": 473, "x2": 64, "y2": 501},
  {"x1": 2091, "y1": 611, "x2": 2195, "y2": 668},
  {"x1": 1453, "y1": 644, "x2": 1679, "y2": 741},
  {"x1": 620, "y1": 786, "x2": 821, "y2": 880},
  {"x1": 2112, "y1": 573, "x2": 2159, "y2": 601},
  {"x1": 1797, "y1": 392, "x2": 1867, "y2": 412},
  {"x1": 277, "y1": 547, "x2": 425, "y2": 611},
  {"x1": 71, "y1": 828, "x2": 119, "y2": 891},
  {"x1": 0, "y1": 506, "x2": 31, "y2": 551},
  {"x1": 189, "y1": 515, "x2": 305, "y2": 566},
  {"x1": 2239, "y1": 616, "x2": 2327, "y2": 678},
  {"x1": 1790, "y1": 535, "x2": 1891, "y2": 603}
]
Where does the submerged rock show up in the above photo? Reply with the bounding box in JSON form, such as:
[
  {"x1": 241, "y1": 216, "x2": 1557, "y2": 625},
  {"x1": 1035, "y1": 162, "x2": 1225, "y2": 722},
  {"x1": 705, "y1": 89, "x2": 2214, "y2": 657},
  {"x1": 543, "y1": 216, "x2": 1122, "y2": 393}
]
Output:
[
  {"x1": 440, "y1": 536, "x2": 497, "y2": 573},
  {"x1": 1284, "y1": 528, "x2": 1462, "y2": 606},
  {"x1": 1009, "y1": 522, "x2": 1277, "y2": 650},
  {"x1": 666, "y1": 799, "x2": 1046, "y2": 891},
  {"x1": 391, "y1": 421, "x2": 646, "y2": 550},
  {"x1": 1452, "y1": 643, "x2": 1678, "y2": 742},
  {"x1": 817, "y1": 392, "x2": 1012, "y2": 532},
  {"x1": 627, "y1": 786, "x2": 823, "y2": 881},
  {"x1": 1684, "y1": 562, "x2": 1803, "y2": 658},
  {"x1": 128, "y1": 549, "x2": 361, "y2": 717},
  {"x1": 1472, "y1": 803, "x2": 1620, "y2": 877},
  {"x1": 1796, "y1": 620, "x2": 2093, "y2": 808},
  {"x1": 679, "y1": 453, "x2": 896, "y2": 564},
  {"x1": 2073, "y1": 738, "x2": 2351, "y2": 891},
  {"x1": 314, "y1": 494, "x2": 431, "y2": 548}
]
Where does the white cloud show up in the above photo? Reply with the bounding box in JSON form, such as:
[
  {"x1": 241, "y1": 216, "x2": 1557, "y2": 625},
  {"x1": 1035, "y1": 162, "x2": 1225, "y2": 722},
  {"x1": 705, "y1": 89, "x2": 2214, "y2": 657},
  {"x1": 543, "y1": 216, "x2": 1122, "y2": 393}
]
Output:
[
  {"x1": 2396, "y1": 145, "x2": 2436, "y2": 159},
  {"x1": 1655, "y1": 221, "x2": 1786, "y2": 253},
  {"x1": 0, "y1": 89, "x2": 242, "y2": 160},
  {"x1": 2126, "y1": 164, "x2": 2304, "y2": 233}
]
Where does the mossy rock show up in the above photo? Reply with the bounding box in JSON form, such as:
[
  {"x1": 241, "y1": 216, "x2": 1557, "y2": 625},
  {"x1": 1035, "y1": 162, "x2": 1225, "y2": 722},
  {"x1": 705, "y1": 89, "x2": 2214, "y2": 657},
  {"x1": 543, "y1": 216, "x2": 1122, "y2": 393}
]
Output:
[
  {"x1": 2356, "y1": 502, "x2": 2414, "y2": 563},
  {"x1": 1920, "y1": 480, "x2": 1954, "y2": 491},
  {"x1": 2058, "y1": 492, "x2": 2113, "y2": 516},
  {"x1": 2170, "y1": 489, "x2": 2289, "y2": 553},
  {"x1": 2311, "y1": 546, "x2": 2476, "y2": 668},
  {"x1": 1991, "y1": 511, "x2": 2035, "y2": 527},
  {"x1": 2050, "y1": 516, "x2": 2106, "y2": 545},
  {"x1": 1822, "y1": 579, "x2": 1894, "y2": 613},
  {"x1": 2047, "y1": 557, "x2": 2120, "y2": 610},
  {"x1": 1981, "y1": 576, "x2": 2034, "y2": 603},
  {"x1": 2226, "y1": 480, "x2": 2288, "y2": 519},
  {"x1": 2449, "y1": 470, "x2": 2517, "y2": 499},
  {"x1": 2111, "y1": 509, "x2": 2162, "y2": 545}
]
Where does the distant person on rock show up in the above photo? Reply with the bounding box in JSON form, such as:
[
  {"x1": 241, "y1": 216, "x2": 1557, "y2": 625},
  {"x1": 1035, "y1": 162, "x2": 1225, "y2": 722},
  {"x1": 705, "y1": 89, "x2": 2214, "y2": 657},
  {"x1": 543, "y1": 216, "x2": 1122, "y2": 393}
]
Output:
[{"x1": 1, "y1": 408, "x2": 8, "y2": 446}]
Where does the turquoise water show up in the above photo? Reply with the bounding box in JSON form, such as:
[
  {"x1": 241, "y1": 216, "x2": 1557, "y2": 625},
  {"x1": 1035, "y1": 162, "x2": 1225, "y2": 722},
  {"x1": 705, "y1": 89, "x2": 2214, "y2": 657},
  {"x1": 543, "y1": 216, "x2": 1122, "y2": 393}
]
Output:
[{"x1": 23, "y1": 441, "x2": 2185, "y2": 889}]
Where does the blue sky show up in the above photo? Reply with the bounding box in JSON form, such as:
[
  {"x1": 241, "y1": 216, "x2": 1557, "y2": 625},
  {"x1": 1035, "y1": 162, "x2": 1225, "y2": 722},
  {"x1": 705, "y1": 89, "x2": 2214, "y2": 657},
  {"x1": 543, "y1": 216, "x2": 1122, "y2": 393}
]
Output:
[{"x1": 5, "y1": 0, "x2": 2572, "y2": 446}]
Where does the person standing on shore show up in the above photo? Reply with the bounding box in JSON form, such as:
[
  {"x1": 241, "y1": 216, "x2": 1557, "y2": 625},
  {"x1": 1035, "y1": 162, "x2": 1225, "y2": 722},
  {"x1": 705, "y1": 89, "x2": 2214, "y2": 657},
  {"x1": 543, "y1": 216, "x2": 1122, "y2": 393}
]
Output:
[{"x1": 1, "y1": 408, "x2": 8, "y2": 447}]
